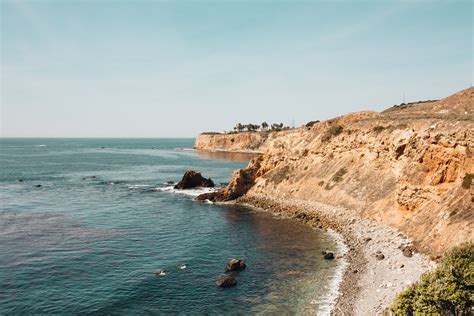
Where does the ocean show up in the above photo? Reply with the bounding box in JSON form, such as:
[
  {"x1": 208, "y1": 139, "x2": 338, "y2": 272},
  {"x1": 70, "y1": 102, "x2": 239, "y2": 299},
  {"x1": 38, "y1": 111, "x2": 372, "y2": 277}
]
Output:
[{"x1": 0, "y1": 138, "x2": 341, "y2": 314}]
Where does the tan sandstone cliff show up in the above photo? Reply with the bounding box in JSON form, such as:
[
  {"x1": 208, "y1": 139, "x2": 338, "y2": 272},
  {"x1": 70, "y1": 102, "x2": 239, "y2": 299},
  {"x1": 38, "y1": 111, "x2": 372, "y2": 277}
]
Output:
[
  {"x1": 194, "y1": 132, "x2": 267, "y2": 152},
  {"x1": 197, "y1": 87, "x2": 474, "y2": 257},
  {"x1": 194, "y1": 129, "x2": 298, "y2": 153}
]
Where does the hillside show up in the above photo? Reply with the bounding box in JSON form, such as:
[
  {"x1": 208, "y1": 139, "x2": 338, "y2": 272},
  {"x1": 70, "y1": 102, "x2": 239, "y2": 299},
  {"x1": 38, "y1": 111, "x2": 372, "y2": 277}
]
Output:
[{"x1": 196, "y1": 87, "x2": 474, "y2": 257}]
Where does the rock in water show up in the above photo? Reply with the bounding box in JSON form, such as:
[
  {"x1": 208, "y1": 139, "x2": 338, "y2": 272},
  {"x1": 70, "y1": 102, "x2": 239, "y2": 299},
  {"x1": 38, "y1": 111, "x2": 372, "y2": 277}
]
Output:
[
  {"x1": 225, "y1": 259, "x2": 246, "y2": 272},
  {"x1": 174, "y1": 170, "x2": 214, "y2": 189},
  {"x1": 324, "y1": 252, "x2": 335, "y2": 260},
  {"x1": 215, "y1": 276, "x2": 237, "y2": 288},
  {"x1": 154, "y1": 269, "x2": 166, "y2": 276}
]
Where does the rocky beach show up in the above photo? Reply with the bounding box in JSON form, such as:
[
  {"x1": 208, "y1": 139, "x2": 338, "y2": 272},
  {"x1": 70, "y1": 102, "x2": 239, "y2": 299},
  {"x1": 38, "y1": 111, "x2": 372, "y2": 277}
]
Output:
[
  {"x1": 195, "y1": 87, "x2": 473, "y2": 314},
  {"x1": 237, "y1": 194, "x2": 436, "y2": 314}
]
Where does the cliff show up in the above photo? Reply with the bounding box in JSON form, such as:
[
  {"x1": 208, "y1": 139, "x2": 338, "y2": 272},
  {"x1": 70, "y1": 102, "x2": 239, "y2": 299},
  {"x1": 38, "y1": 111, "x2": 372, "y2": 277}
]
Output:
[
  {"x1": 194, "y1": 132, "x2": 267, "y2": 152},
  {"x1": 194, "y1": 129, "x2": 298, "y2": 153},
  {"x1": 197, "y1": 87, "x2": 474, "y2": 257}
]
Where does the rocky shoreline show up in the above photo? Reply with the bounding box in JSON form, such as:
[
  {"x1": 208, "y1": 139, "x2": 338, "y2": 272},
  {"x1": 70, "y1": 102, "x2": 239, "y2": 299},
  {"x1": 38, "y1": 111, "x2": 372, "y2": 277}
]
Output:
[
  {"x1": 192, "y1": 88, "x2": 473, "y2": 313},
  {"x1": 232, "y1": 194, "x2": 436, "y2": 315}
]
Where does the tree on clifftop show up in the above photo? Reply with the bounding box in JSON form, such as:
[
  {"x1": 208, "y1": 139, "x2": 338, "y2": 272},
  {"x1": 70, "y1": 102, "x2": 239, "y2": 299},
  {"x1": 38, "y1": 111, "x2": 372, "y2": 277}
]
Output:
[
  {"x1": 271, "y1": 123, "x2": 284, "y2": 131},
  {"x1": 244, "y1": 124, "x2": 259, "y2": 132},
  {"x1": 234, "y1": 123, "x2": 244, "y2": 132}
]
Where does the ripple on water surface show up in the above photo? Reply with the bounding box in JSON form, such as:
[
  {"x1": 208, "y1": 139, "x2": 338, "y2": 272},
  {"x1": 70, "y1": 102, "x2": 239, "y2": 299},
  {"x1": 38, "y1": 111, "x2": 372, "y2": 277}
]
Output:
[{"x1": 0, "y1": 138, "x2": 342, "y2": 314}]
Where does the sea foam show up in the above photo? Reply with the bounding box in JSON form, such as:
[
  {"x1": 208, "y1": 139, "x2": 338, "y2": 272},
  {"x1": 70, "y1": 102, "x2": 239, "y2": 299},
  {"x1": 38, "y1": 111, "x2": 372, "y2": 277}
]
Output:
[{"x1": 157, "y1": 186, "x2": 217, "y2": 197}]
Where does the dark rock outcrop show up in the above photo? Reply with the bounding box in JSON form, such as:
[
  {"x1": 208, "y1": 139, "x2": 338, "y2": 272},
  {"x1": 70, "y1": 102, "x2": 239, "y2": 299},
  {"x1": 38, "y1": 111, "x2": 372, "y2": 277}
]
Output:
[
  {"x1": 215, "y1": 276, "x2": 237, "y2": 288},
  {"x1": 323, "y1": 252, "x2": 335, "y2": 260},
  {"x1": 197, "y1": 156, "x2": 261, "y2": 202},
  {"x1": 174, "y1": 171, "x2": 214, "y2": 189},
  {"x1": 225, "y1": 259, "x2": 246, "y2": 272}
]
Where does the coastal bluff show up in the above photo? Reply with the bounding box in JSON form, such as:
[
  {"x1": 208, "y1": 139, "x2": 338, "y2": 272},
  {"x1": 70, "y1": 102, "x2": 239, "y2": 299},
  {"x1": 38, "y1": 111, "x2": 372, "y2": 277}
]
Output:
[
  {"x1": 195, "y1": 87, "x2": 474, "y2": 258},
  {"x1": 194, "y1": 130, "x2": 296, "y2": 153}
]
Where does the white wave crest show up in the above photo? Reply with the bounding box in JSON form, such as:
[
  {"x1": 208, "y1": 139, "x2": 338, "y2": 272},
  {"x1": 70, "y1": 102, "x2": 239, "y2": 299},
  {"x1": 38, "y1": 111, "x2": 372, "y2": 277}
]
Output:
[
  {"x1": 157, "y1": 186, "x2": 216, "y2": 197},
  {"x1": 127, "y1": 184, "x2": 153, "y2": 189},
  {"x1": 316, "y1": 229, "x2": 349, "y2": 316}
]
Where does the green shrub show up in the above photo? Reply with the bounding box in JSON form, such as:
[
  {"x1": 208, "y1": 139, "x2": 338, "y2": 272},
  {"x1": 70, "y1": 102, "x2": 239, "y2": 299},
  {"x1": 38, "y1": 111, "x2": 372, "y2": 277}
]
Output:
[
  {"x1": 462, "y1": 174, "x2": 473, "y2": 189},
  {"x1": 270, "y1": 166, "x2": 290, "y2": 185},
  {"x1": 328, "y1": 125, "x2": 343, "y2": 136},
  {"x1": 389, "y1": 242, "x2": 473, "y2": 315},
  {"x1": 373, "y1": 126, "x2": 385, "y2": 133},
  {"x1": 321, "y1": 125, "x2": 344, "y2": 142},
  {"x1": 201, "y1": 132, "x2": 222, "y2": 135},
  {"x1": 306, "y1": 120, "x2": 320, "y2": 128},
  {"x1": 331, "y1": 167, "x2": 347, "y2": 182}
]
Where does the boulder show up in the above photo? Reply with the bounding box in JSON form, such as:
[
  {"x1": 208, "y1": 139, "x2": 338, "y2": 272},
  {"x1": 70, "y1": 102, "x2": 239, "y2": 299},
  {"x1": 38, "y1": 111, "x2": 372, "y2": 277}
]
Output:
[
  {"x1": 403, "y1": 248, "x2": 413, "y2": 257},
  {"x1": 401, "y1": 245, "x2": 414, "y2": 257},
  {"x1": 225, "y1": 259, "x2": 246, "y2": 272},
  {"x1": 215, "y1": 276, "x2": 237, "y2": 288},
  {"x1": 375, "y1": 251, "x2": 385, "y2": 260},
  {"x1": 174, "y1": 171, "x2": 214, "y2": 190}
]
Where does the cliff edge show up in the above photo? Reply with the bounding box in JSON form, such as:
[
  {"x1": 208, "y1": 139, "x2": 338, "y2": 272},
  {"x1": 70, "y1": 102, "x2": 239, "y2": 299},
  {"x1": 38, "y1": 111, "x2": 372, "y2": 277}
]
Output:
[{"x1": 197, "y1": 87, "x2": 474, "y2": 257}]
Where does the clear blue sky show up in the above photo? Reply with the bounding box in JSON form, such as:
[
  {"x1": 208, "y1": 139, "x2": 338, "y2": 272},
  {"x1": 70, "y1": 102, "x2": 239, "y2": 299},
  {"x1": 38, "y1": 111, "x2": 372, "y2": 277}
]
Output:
[{"x1": 1, "y1": 0, "x2": 472, "y2": 137}]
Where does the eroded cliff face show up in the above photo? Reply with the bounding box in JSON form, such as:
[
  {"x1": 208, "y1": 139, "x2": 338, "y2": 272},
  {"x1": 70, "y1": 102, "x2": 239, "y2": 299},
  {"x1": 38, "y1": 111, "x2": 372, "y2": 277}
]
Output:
[
  {"x1": 194, "y1": 129, "x2": 298, "y2": 152},
  {"x1": 194, "y1": 132, "x2": 267, "y2": 152},
  {"x1": 198, "y1": 88, "x2": 474, "y2": 257}
]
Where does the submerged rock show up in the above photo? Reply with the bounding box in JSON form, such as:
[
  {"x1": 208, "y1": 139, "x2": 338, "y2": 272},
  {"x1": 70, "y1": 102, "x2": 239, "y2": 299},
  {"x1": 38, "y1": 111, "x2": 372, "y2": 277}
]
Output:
[
  {"x1": 225, "y1": 259, "x2": 246, "y2": 272},
  {"x1": 215, "y1": 276, "x2": 237, "y2": 288},
  {"x1": 174, "y1": 170, "x2": 214, "y2": 189},
  {"x1": 323, "y1": 252, "x2": 335, "y2": 260}
]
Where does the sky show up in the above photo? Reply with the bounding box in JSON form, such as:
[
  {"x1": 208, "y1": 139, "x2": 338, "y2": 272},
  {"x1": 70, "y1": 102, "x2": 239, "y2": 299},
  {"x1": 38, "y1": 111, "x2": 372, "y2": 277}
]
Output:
[{"x1": 1, "y1": 0, "x2": 472, "y2": 138}]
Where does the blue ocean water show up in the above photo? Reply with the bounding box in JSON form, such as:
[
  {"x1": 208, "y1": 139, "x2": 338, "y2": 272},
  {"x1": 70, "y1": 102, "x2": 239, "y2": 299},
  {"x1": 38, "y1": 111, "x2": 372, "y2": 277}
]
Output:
[{"x1": 0, "y1": 138, "x2": 340, "y2": 314}]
